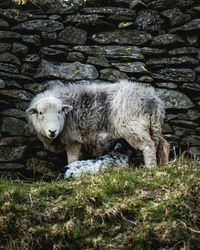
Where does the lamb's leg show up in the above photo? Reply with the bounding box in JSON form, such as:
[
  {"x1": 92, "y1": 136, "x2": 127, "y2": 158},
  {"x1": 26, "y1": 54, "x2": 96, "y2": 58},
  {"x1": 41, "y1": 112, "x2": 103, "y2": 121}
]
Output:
[{"x1": 66, "y1": 144, "x2": 83, "y2": 164}]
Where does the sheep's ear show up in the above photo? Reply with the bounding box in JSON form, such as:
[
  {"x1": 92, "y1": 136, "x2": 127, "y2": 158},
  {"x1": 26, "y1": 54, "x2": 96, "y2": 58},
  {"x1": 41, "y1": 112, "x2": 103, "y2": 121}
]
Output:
[
  {"x1": 26, "y1": 107, "x2": 38, "y2": 115},
  {"x1": 62, "y1": 104, "x2": 73, "y2": 113}
]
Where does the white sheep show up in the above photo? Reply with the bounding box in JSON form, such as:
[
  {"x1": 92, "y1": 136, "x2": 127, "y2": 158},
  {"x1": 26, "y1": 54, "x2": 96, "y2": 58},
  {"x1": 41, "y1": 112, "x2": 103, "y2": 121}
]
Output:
[{"x1": 26, "y1": 80, "x2": 169, "y2": 168}]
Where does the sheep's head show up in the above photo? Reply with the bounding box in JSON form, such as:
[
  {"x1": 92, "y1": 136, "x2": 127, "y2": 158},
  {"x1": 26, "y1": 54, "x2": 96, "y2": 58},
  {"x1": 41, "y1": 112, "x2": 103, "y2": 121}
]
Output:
[{"x1": 26, "y1": 97, "x2": 72, "y2": 139}]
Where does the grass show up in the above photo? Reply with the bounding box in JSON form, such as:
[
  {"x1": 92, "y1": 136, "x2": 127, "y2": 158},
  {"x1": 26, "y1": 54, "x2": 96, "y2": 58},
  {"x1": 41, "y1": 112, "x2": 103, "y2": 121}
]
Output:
[{"x1": 0, "y1": 156, "x2": 200, "y2": 249}]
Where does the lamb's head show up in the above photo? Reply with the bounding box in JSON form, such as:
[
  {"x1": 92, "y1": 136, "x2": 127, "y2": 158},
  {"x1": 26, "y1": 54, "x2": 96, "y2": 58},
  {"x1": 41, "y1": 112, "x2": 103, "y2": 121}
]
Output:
[{"x1": 27, "y1": 97, "x2": 73, "y2": 139}]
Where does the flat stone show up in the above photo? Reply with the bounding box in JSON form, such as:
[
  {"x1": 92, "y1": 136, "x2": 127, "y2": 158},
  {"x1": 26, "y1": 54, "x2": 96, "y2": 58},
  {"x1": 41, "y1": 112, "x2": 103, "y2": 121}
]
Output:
[
  {"x1": 64, "y1": 14, "x2": 103, "y2": 25},
  {"x1": 12, "y1": 42, "x2": 28, "y2": 55},
  {"x1": 0, "y1": 18, "x2": 9, "y2": 29},
  {"x1": 20, "y1": 63, "x2": 37, "y2": 76},
  {"x1": 111, "y1": 62, "x2": 148, "y2": 73},
  {"x1": 58, "y1": 26, "x2": 87, "y2": 45},
  {"x1": 0, "y1": 8, "x2": 46, "y2": 22},
  {"x1": 141, "y1": 47, "x2": 167, "y2": 55},
  {"x1": 0, "y1": 145, "x2": 27, "y2": 162},
  {"x1": 178, "y1": 109, "x2": 200, "y2": 121},
  {"x1": 152, "y1": 68, "x2": 195, "y2": 82},
  {"x1": 162, "y1": 8, "x2": 191, "y2": 26},
  {"x1": 147, "y1": 0, "x2": 193, "y2": 10},
  {"x1": 0, "y1": 79, "x2": 5, "y2": 88},
  {"x1": 0, "y1": 52, "x2": 21, "y2": 65},
  {"x1": 146, "y1": 56, "x2": 198, "y2": 66},
  {"x1": 35, "y1": 59, "x2": 99, "y2": 80},
  {"x1": 0, "y1": 100, "x2": 8, "y2": 110},
  {"x1": 0, "y1": 63, "x2": 18, "y2": 74},
  {"x1": 135, "y1": 9, "x2": 164, "y2": 33},
  {"x1": 4, "y1": 80, "x2": 21, "y2": 89},
  {"x1": 0, "y1": 136, "x2": 36, "y2": 146},
  {"x1": 138, "y1": 75, "x2": 153, "y2": 82},
  {"x1": 91, "y1": 30, "x2": 152, "y2": 45},
  {"x1": 187, "y1": 6, "x2": 200, "y2": 15},
  {"x1": 0, "y1": 89, "x2": 33, "y2": 101},
  {"x1": 23, "y1": 54, "x2": 40, "y2": 64},
  {"x1": 182, "y1": 83, "x2": 200, "y2": 92},
  {"x1": 40, "y1": 31, "x2": 57, "y2": 42},
  {"x1": 163, "y1": 134, "x2": 180, "y2": 147},
  {"x1": 170, "y1": 120, "x2": 198, "y2": 129},
  {"x1": 170, "y1": 19, "x2": 200, "y2": 32},
  {"x1": 0, "y1": 31, "x2": 20, "y2": 40},
  {"x1": 154, "y1": 82, "x2": 177, "y2": 89},
  {"x1": 22, "y1": 35, "x2": 41, "y2": 47},
  {"x1": 180, "y1": 135, "x2": 200, "y2": 147},
  {"x1": 155, "y1": 88, "x2": 194, "y2": 109},
  {"x1": 0, "y1": 109, "x2": 26, "y2": 119},
  {"x1": 187, "y1": 36, "x2": 198, "y2": 46},
  {"x1": 87, "y1": 56, "x2": 110, "y2": 67},
  {"x1": 118, "y1": 22, "x2": 134, "y2": 29},
  {"x1": 40, "y1": 47, "x2": 66, "y2": 59},
  {"x1": 73, "y1": 45, "x2": 144, "y2": 60},
  {"x1": 130, "y1": 0, "x2": 146, "y2": 9},
  {"x1": 26, "y1": 158, "x2": 56, "y2": 178},
  {"x1": 67, "y1": 52, "x2": 85, "y2": 62},
  {"x1": 151, "y1": 34, "x2": 185, "y2": 47},
  {"x1": 173, "y1": 127, "x2": 196, "y2": 137},
  {"x1": 12, "y1": 19, "x2": 64, "y2": 32},
  {"x1": 162, "y1": 123, "x2": 173, "y2": 133},
  {"x1": 100, "y1": 68, "x2": 128, "y2": 82},
  {"x1": 0, "y1": 43, "x2": 11, "y2": 52},
  {"x1": 188, "y1": 146, "x2": 200, "y2": 156},
  {"x1": 0, "y1": 163, "x2": 24, "y2": 170},
  {"x1": 1, "y1": 117, "x2": 30, "y2": 136},
  {"x1": 168, "y1": 47, "x2": 198, "y2": 55},
  {"x1": 81, "y1": 7, "x2": 135, "y2": 16}
]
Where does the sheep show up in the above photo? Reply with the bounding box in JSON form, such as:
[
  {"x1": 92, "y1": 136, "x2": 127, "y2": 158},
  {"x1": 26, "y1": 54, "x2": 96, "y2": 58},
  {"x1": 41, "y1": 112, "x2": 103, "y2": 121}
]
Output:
[{"x1": 26, "y1": 80, "x2": 169, "y2": 168}]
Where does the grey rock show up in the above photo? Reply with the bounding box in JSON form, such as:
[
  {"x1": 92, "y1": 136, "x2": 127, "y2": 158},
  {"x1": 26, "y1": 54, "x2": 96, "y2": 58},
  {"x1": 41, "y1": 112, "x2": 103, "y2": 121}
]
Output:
[
  {"x1": 64, "y1": 14, "x2": 108, "y2": 26},
  {"x1": 155, "y1": 88, "x2": 194, "y2": 109},
  {"x1": 141, "y1": 47, "x2": 167, "y2": 56},
  {"x1": 118, "y1": 22, "x2": 134, "y2": 29},
  {"x1": 170, "y1": 120, "x2": 198, "y2": 129},
  {"x1": 0, "y1": 89, "x2": 33, "y2": 101},
  {"x1": 162, "y1": 8, "x2": 191, "y2": 26},
  {"x1": 163, "y1": 134, "x2": 180, "y2": 147},
  {"x1": 40, "y1": 31, "x2": 57, "y2": 42},
  {"x1": 20, "y1": 63, "x2": 36, "y2": 76},
  {"x1": 162, "y1": 123, "x2": 173, "y2": 133},
  {"x1": 12, "y1": 19, "x2": 64, "y2": 32},
  {"x1": 146, "y1": 56, "x2": 198, "y2": 66},
  {"x1": 187, "y1": 6, "x2": 200, "y2": 16},
  {"x1": 35, "y1": 59, "x2": 99, "y2": 80},
  {"x1": 73, "y1": 45, "x2": 144, "y2": 60},
  {"x1": 187, "y1": 36, "x2": 198, "y2": 46},
  {"x1": 0, "y1": 31, "x2": 20, "y2": 40},
  {"x1": 26, "y1": 158, "x2": 56, "y2": 178},
  {"x1": 152, "y1": 68, "x2": 195, "y2": 82},
  {"x1": 135, "y1": 10, "x2": 164, "y2": 33},
  {"x1": 1, "y1": 117, "x2": 30, "y2": 136},
  {"x1": 173, "y1": 127, "x2": 196, "y2": 137},
  {"x1": 147, "y1": 0, "x2": 193, "y2": 10},
  {"x1": 178, "y1": 109, "x2": 200, "y2": 121},
  {"x1": 58, "y1": 26, "x2": 87, "y2": 45},
  {"x1": 171, "y1": 19, "x2": 200, "y2": 32},
  {"x1": 91, "y1": 30, "x2": 152, "y2": 45},
  {"x1": 23, "y1": 54, "x2": 40, "y2": 64},
  {"x1": 0, "y1": 163, "x2": 24, "y2": 170},
  {"x1": 0, "y1": 109, "x2": 25, "y2": 119},
  {"x1": 182, "y1": 83, "x2": 200, "y2": 92},
  {"x1": 138, "y1": 75, "x2": 154, "y2": 82},
  {"x1": 12, "y1": 42, "x2": 28, "y2": 55},
  {"x1": 0, "y1": 136, "x2": 36, "y2": 146},
  {"x1": 4, "y1": 80, "x2": 21, "y2": 89},
  {"x1": 0, "y1": 63, "x2": 19, "y2": 74},
  {"x1": 112, "y1": 62, "x2": 148, "y2": 73},
  {"x1": 14, "y1": 102, "x2": 29, "y2": 111},
  {"x1": 181, "y1": 135, "x2": 200, "y2": 146},
  {"x1": 48, "y1": 14, "x2": 62, "y2": 21},
  {"x1": 22, "y1": 35, "x2": 41, "y2": 47},
  {"x1": 151, "y1": 34, "x2": 185, "y2": 47},
  {"x1": 0, "y1": 52, "x2": 21, "y2": 65},
  {"x1": 188, "y1": 146, "x2": 200, "y2": 156},
  {"x1": 154, "y1": 82, "x2": 177, "y2": 89},
  {"x1": 81, "y1": 7, "x2": 135, "y2": 16},
  {"x1": 0, "y1": 100, "x2": 9, "y2": 110},
  {"x1": 66, "y1": 52, "x2": 85, "y2": 62},
  {"x1": 168, "y1": 47, "x2": 198, "y2": 55},
  {"x1": 0, "y1": 8, "x2": 46, "y2": 22},
  {"x1": 87, "y1": 56, "x2": 110, "y2": 67},
  {"x1": 0, "y1": 79, "x2": 5, "y2": 88},
  {"x1": 100, "y1": 68, "x2": 128, "y2": 82},
  {"x1": 129, "y1": 0, "x2": 146, "y2": 9},
  {"x1": 0, "y1": 18, "x2": 9, "y2": 29},
  {"x1": 40, "y1": 47, "x2": 66, "y2": 59},
  {"x1": 0, "y1": 145, "x2": 27, "y2": 162},
  {"x1": 0, "y1": 43, "x2": 11, "y2": 52}
]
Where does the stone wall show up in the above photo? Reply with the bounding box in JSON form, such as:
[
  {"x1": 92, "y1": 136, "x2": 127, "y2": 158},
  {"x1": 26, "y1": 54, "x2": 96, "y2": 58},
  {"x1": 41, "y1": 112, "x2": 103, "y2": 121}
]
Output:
[{"x1": 0, "y1": 0, "x2": 200, "y2": 179}]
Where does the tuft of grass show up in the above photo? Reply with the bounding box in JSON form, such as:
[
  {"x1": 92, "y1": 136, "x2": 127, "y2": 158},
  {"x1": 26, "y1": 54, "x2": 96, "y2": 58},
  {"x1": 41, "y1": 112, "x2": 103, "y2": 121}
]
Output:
[{"x1": 0, "y1": 156, "x2": 200, "y2": 249}]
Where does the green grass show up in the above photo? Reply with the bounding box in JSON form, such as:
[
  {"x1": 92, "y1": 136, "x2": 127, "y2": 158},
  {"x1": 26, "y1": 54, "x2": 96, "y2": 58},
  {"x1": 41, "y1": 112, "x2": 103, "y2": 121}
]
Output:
[{"x1": 0, "y1": 156, "x2": 200, "y2": 249}]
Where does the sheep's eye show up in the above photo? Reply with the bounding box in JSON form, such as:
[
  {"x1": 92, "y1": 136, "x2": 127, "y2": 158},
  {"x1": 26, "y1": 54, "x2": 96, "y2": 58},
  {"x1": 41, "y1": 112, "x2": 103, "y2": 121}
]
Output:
[{"x1": 39, "y1": 112, "x2": 43, "y2": 115}]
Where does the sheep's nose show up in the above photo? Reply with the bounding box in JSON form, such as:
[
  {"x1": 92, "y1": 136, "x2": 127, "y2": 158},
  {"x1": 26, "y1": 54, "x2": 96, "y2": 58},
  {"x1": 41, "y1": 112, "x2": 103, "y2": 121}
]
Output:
[{"x1": 49, "y1": 129, "x2": 57, "y2": 137}]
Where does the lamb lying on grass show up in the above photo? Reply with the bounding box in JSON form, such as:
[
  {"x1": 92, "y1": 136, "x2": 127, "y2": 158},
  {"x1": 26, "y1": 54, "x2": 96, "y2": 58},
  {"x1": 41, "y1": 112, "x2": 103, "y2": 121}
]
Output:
[{"x1": 64, "y1": 142, "x2": 133, "y2": 179}]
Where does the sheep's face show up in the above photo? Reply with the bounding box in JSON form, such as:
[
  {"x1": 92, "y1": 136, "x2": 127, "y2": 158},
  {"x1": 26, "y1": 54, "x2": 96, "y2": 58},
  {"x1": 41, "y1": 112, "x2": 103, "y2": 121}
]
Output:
[{"x1": 27, "y1": 98, "x2": 73, "y2": 139}]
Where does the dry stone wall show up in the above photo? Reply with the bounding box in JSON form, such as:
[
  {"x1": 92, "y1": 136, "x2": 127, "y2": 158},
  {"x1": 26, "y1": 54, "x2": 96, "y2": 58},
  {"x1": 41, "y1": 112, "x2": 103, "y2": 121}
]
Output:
[{"x1": 0, "y1": 0, "x2": 200, "y2": 179}]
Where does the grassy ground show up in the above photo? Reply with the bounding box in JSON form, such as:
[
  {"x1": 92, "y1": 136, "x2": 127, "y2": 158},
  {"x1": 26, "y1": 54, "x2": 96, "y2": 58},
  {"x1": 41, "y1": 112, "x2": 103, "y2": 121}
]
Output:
[{"x1": 0, "y1": 156, "x2": 200, "y2": 250}]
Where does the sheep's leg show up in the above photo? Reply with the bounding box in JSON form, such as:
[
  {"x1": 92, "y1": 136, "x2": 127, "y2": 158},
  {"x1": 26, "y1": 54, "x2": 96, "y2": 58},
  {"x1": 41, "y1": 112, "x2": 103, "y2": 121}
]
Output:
[
  {"x1": 125, "y1": 135, "x2": 157, "y2": 168},
  {"x1": 157, "y1": 137, "x2": 170, "y2": 165},
  {"x1": 66, "y1": 144, "x2": 83, "y2": 164}
]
